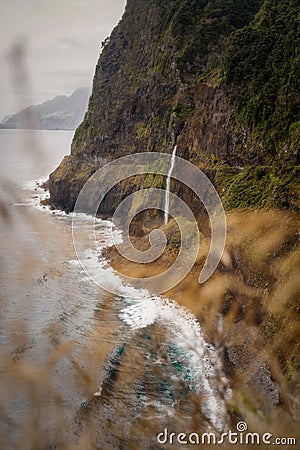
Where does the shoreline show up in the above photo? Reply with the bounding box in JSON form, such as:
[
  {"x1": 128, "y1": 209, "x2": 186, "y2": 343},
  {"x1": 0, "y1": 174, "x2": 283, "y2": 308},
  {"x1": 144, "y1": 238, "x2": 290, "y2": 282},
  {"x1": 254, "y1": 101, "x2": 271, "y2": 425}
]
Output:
[
  {"x1": 9, "y1": 177, "x2": 297, "y2": 444},
  {"x1": 37, "y1": 178, "x2": 299, "y2": 437},
  {"x1": 102, "y1": 208, "x2": 300, "y2": 427}
]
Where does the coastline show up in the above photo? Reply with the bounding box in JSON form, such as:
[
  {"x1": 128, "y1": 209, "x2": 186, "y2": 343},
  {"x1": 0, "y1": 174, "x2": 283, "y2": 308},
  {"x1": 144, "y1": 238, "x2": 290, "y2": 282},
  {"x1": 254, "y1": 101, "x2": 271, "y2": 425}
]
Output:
[
  {"x1": 35, "y1": 177, "x2": 299, "y2": 439},
  {"x1": 41, "y1": 172, "x2": 300, "y2": 424},
  {"x1": 102, "y1": 208, "x2": 300, "y2": 428},
  {"x1": 6, "y1": 166, "x2": 296, "y2": 445}
]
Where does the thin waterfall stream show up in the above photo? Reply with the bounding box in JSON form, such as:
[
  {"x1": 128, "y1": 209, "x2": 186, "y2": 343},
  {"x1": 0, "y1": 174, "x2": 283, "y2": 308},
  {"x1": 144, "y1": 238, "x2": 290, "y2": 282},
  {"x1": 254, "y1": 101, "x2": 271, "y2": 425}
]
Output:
[{"x1": 164, "y1": 145, "x2": 177, "y2": 224}]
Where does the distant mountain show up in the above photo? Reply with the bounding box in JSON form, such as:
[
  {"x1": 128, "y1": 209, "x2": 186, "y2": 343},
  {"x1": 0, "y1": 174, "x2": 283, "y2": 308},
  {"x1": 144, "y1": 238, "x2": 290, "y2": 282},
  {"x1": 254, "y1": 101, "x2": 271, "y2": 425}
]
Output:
[{"x1": 0, "y1": 87, "x2": 91, "y2": 130}]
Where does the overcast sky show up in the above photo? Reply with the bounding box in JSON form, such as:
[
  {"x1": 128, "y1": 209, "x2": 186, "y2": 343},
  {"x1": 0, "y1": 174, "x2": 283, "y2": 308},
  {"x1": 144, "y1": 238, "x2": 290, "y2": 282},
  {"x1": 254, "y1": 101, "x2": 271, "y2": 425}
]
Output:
[{"x1": 0, "y1": 0, "x2": 126, "y2": 120}]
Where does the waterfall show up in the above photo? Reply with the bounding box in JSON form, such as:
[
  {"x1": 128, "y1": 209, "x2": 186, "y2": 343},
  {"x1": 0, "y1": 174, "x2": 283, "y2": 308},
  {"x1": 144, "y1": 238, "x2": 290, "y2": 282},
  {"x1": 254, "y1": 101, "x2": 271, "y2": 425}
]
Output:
[{"x1": 164, "y1": 145, "x2": 177, "y2": 224}]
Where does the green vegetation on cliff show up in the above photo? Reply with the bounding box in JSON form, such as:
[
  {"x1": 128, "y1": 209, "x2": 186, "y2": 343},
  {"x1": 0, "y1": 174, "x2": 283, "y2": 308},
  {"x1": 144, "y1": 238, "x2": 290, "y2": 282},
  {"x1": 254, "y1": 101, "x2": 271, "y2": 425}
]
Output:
[
  {"x1": 216, "y1": 165, "x2": 300, "y2": 209},
  {"x1": 169, "y1": 0, "x2": 262, "y2": 75},
  {"x1": 225, "y1": 0, "x2": 299, "y2": 158},
  {"x1": 167, "y1": 0, "x2": 299, "y2": 160}
]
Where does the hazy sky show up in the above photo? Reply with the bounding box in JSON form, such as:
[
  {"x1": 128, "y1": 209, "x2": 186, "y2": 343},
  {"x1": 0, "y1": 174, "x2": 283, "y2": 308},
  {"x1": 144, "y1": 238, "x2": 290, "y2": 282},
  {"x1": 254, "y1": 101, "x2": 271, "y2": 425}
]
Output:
[{"x1": 0, "y1": 0, "x2": 126, "y2": 120}]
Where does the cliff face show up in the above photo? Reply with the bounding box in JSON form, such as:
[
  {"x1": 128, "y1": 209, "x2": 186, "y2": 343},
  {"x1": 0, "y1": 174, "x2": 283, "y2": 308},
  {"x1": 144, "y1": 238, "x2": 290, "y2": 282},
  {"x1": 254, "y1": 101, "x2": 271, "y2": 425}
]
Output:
[{"x1": 49, "y1": 0, "x2": 299, "y2": 212}]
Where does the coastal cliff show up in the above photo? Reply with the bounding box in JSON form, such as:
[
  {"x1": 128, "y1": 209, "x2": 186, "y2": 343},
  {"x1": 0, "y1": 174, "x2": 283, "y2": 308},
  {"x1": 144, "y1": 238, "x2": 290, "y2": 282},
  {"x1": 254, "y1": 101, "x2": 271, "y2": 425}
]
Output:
[
  {"x1": 48, "y1": 0, "x2": 299, "y2": 212},
  {"x1": 46, "y1": 0, "x2": 300, "y2": 433}
]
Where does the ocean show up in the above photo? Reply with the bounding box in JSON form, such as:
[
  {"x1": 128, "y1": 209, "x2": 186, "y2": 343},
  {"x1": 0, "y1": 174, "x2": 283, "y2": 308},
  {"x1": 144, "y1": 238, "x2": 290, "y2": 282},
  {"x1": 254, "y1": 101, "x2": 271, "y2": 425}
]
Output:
[{"x1": 0, "y1": 129, "x2": 226, "y2": 448}]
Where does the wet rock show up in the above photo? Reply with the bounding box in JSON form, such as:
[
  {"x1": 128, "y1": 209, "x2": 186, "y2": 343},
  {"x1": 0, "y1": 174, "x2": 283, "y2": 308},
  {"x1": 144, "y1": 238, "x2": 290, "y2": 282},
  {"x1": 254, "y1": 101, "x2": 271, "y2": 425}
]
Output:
[{"x1": 250, "y1": 364, "x2": 280, "y2": 414}]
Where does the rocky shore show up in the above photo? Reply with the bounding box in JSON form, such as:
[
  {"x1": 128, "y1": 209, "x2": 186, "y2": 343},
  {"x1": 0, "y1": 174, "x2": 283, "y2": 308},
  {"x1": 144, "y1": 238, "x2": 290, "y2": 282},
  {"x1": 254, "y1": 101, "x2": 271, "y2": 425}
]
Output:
[{"x1": 103, "y1": 209, "x2": 299, "y2": 424}]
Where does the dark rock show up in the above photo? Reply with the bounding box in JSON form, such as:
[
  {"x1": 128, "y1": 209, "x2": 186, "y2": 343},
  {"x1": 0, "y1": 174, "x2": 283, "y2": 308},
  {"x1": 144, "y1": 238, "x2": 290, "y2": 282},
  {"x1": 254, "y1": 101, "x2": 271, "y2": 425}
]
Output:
[{"x1": 250, "y1": 364, "x2": 280, "y2": 414}]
